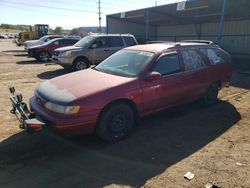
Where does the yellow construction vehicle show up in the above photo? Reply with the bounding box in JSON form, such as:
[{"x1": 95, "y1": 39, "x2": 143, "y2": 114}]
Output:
[{"x1": 16, "y1": 24, "x2": 49, "y2": 46}]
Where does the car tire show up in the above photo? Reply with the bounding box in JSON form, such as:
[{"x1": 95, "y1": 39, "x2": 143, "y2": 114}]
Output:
[
  {"x1": 203, "y1": 84, "x2": 219, "y2": 106},
  {"x1": 37, "y1": 51, "x2": 50, "y2": 62},
  {"x1": 97, "y1": 103, "x2": 135, "y2": 143},
  {"x1": 72, "y1": 57, "x2": 89, "y2": 71}
]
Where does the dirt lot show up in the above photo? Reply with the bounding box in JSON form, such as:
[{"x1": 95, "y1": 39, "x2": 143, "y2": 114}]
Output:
[{"x1": 0, "y1": 39, "x2": 250, "y2": 188}]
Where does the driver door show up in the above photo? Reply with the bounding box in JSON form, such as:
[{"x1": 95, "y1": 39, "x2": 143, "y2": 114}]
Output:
[{"x1": 141, "y1": 52, "x2": 184, "y2": 113}]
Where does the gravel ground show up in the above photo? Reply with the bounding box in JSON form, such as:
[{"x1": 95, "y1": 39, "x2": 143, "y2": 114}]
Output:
[{"x1": 0, "y1": 39, "x2": 250, "y2": 188}]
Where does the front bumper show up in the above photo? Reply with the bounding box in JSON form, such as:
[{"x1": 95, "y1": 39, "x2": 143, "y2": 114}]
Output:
[
  {"x1": 52, "y1": 55, "x2": 73, "y2": 68},
  {"x1": 9, "y1": 86, "x2": 45, "y2": 133},
  {"x1": 29, "y1": 96, "x2": 97, "y2": 136},
  {"x1": 9, "y1": 86, "x2": 97, "y2": 136},
  {"x1": 28, "y1": 49, "x2": 36, "y2": 58}
]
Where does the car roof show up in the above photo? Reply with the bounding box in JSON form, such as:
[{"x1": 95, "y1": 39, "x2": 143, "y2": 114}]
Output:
[
  {"x1": 44, "y1": 35, "x2": 61, "y2": 38},
  {"x1": 125, "y1": 42, "x2": 215, "y2": 53}
]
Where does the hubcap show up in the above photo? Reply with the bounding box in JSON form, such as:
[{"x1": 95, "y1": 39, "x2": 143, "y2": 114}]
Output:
[
  {"x1": 76, "y1": 61, "x2": 87, "y2": 70},
  {"x1": 110, "y1": 112, "x2": 127, "y2": 133},
  {"x1": 40, "y1": 52, "x2": 49, "y2": 61}
]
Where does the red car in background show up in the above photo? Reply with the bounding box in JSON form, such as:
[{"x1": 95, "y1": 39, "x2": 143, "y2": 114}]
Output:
[{"x1": 28, "y1": 38, "x2": 79, "y2": 62}]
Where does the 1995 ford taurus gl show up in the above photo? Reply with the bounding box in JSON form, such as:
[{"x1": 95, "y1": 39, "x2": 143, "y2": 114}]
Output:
[{"x1": 10, "y1": 41, "x2": 232, "y2": 142}]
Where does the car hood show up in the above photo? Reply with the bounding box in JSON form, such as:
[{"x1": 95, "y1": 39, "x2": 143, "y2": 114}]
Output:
[
  {"x1": 36, "y1": 68, "x2": 136, "y2": 105},
  {"x1": 29, "y1": 44, "x2": 44, "y2": 49},
  {"x1": 25, "y1": 40, "x2": 40, "y2": 44},
  {"x1": 54, "y1": 46, "x2": 82, "y2": 52}
]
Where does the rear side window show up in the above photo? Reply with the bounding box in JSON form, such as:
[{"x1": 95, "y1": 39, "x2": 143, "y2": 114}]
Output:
[
  {"x1": 69, "y1": 39, "x2": 78, "y2": 45},
  {"x1": 200, "y1": 48, "x2": 229, "y2": 65},
  {"x1": 124, "y1": 36, "x2": 137, "y2": 46},
  {"x1": 62, "y1": 39, "x2": 78, "y2": 45},
  {"x1": 107, "y1": 37, "x2": 124, "y2": 47},
  {"x1": 181, "y1": 50, "x2": 205, "y2": 71},
  {"x1": 153, "y1": 53, "x2": 180, "y2": 76},
  {"x1": 52, "y1": 41, "x2": 60, "y2": 45}
]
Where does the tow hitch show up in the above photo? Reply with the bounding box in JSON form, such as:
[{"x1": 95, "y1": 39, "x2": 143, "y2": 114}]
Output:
[{"x1": 9, "y1": 86, "x2": 45, "y2": 133}]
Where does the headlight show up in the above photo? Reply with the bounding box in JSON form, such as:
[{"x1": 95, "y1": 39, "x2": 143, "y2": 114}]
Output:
[
  {"x1": 45, "y1": 102, "x2": 80, "y2": 114},
  {"x1": 59, "y1": 51, "x2": 71, "y2": 57}
]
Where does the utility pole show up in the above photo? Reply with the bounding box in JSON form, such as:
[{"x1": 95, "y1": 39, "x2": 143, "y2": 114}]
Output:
[
  {"x1": 217, "y1": 0, "x2": 227, "y2": 45},
  {"x1": 97, "y1": 0, "x2": 101, "y2": 33}
]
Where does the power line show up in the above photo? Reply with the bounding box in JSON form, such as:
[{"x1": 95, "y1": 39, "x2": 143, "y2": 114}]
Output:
[
  {"x1": 0, "y1": 3, "x2": 71, "y2": 17},
  {"x1": 0, "y1": 0, "x2": 96, "y2": 13}
]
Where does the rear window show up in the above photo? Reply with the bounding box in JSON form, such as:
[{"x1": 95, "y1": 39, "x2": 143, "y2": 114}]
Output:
[
  {"x1": 124, "y1": 36, "x2": 137, "y2": 46},
  {"x1": 200, "y1": 48, "x2": 230, "y2": 65}
]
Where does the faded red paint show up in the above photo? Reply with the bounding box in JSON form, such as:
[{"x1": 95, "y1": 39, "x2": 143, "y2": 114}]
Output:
[{"x1": 29, "y1": 43, "x2": 232, "y2": 136}]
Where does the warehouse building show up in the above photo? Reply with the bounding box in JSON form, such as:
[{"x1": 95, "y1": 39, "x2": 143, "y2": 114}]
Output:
[{"x1": 106, "y1": 0, "x2": 250, "y2": 58}]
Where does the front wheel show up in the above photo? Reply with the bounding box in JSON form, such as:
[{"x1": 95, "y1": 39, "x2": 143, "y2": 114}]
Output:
[
  {"x1": 72, "y1": 57, "x2": 89, "y2": 71},
  {"x1": 96, "y1": 103, "x2": 135, "y2": 143},
  {"x1": 203, "y1": 84, "x2": 219, "y2": 106},
  {"x1": 36, "y1": 51, "x2": 50, "y2": 62}
]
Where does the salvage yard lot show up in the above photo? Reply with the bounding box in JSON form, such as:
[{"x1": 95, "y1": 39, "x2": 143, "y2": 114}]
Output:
[{"x1": 0, "y1": 39, "x2": 250, "y2": 187}]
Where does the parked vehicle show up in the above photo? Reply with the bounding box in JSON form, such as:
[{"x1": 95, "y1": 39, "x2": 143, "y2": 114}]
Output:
[
  {"x1": 24, "y1": 35, "x2": 62, "y2": 51},
  {"x1": 9, "y1": 41, "x2": 232, "y2": 142},
  {"x1": 0, "y1": 34, "x2": 8, "y2": 39},
  {"x1": 52, "y1": 34, "x2": 138, "y2": 71},
  {"x1": 17, "y1": 24, "x2": 49, "y2": 46},
  {"x1": 28, "y1": 38, "x2": 79, "y2": 62}
]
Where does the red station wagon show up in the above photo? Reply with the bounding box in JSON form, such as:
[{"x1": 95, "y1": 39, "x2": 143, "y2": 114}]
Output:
[{"x1": 10, "y1": 41, "x2": 232, "y2": 142}]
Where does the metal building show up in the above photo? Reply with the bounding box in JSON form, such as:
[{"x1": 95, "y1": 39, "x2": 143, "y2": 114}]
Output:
[{"x1": 106, "y1": 0, "x2": 250, "y2": 58}]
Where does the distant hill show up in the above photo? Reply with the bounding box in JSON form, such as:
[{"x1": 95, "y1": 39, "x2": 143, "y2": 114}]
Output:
[
  {"x1": 0, "y1": 24, "x2": 30, "y2": 32},
  {"x1": 78, "y1": 27, "x2": 106, "y2": 33}
]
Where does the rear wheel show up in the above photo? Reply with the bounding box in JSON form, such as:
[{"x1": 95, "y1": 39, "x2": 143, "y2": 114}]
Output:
[
  {"x1": 37, "y1": 51, "x2": 50, "y2": 62},
  {"x1": 72, "y1": 57, "x2": 89, "y2": 71},
  {"x1": 97, "y1": 103, "x2": 135, "y2": 143},
  {"x1": 203, "y1": 84, "x2": 219, "y2": 106}
]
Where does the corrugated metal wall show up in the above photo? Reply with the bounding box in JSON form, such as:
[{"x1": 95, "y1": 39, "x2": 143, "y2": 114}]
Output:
[
  {"x1": 107, "y1": 17, "x2": 156, "y2": 43},
  {"x1": 156, "y1": 20, "x2": 250, "y2": 57},
  {"x1": 107, "y1": 17, "x2": 250, "y2": 57}
]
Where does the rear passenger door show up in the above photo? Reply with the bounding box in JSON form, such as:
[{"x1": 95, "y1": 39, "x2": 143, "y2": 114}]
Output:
[
  {"x1": 106, "y1": 36, "x2": 124, "y2": 57},
  {"x1": 91, "y1": 36, "x2": 124, "y2": 64},
  {"x1": 180, "y1": 49, "x2": 209, "y2": 100}
]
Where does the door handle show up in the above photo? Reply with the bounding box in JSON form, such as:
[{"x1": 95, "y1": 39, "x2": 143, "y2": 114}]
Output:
[{"x1": 104, "y1": 49, "x2": 110, "y2": 52}]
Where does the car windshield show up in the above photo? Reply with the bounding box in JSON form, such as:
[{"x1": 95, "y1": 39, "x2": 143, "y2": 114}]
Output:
[
  {"x1": 95, "y1": 50, "x2": 154, "y2": 77},
  {"x1": 39, "y1": 36, "x2": 48, "y2": 42},
  {"x1": 43, "y1": 38, "x2": 60, "y2": 45},
  {"x1": 74, "y1": 35, "x2": 95, "y2": 48}
]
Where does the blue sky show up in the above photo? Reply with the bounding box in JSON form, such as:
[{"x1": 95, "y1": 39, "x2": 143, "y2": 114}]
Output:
[{"x1": 0, "y1": 0, "x2": 182, "y2": 29}]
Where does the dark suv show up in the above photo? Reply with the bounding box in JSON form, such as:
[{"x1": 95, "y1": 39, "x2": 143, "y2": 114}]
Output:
[{"x1": 52, "y1": 34, "x2": 138, "y2": 71}]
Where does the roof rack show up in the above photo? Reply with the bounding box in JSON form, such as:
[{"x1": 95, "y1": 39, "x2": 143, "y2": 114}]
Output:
[
  {"x1": 147, "y1": 40, "x2": 175, "y2": 44},
  {"x1": 180, "y1": 40, "x2": 215, "y2": 45}
]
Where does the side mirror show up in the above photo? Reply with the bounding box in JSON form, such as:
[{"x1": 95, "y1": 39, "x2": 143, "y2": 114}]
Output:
[{"x1": 144, "y1": 71, "x2": 161, "y2": 81}]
